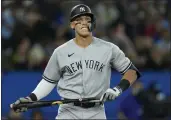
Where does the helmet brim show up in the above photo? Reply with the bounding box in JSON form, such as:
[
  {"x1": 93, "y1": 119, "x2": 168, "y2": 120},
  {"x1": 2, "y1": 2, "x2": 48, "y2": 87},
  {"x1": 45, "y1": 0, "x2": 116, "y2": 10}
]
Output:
[{"x1": 70, "y1": 13, "x2": 94, "y2": 22}]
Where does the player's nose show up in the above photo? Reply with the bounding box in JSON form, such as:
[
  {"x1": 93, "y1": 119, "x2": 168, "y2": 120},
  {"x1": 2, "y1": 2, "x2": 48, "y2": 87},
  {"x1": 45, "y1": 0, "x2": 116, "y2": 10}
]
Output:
[{"x1": 81, "y1": 19, "x2": 89, "y2": 25}]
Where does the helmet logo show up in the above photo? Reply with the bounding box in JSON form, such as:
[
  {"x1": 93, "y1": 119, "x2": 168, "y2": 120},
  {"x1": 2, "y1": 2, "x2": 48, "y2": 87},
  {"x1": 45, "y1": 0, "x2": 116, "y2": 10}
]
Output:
[{"x1": 80, "y1": 7, "x2": 85, "y2": 12}]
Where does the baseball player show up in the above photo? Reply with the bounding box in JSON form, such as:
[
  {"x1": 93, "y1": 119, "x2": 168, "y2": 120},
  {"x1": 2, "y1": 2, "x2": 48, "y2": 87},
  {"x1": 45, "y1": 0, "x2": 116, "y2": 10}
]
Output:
[{"x1": 10, "y1": 4, "x2": 141, "y2": 119}]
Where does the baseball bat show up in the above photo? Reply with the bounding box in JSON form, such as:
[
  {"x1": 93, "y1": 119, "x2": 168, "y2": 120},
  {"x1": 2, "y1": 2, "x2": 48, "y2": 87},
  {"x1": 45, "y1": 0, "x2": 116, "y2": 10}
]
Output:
[{"x1": 12, "y1": 99, "x2": 102, "y2": 111}]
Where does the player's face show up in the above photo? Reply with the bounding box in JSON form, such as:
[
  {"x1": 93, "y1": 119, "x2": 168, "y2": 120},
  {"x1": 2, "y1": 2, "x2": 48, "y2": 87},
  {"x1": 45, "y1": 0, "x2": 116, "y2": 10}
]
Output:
[{"x1": 71, "y1": 15, "x2": 92, "y2": 37}]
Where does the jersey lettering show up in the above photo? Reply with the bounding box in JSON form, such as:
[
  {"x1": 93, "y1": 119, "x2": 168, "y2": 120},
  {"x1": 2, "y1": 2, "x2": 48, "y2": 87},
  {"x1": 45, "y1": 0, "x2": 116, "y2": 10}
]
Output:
[
  {"x1": 85, "y1": 60, "x2": 89, "y2": 68},
  {"x1": 98, "y1": 63, "x2": 105, "y2": 72},
  {"x1": 89, "y1": 60, "x2": 94, "y2": 69},
  {"x1": 63, "y1": 60, "x2": 105, "y2": 75},
  {"x1": 94, "y1": 61, "x2": 100, "y2": 70},
  {"x1": 75, "y1": 61, "x2": 82, "y2": 70},
  {"x1": 70, "y1": 63, "x2": 77, "y2": 72},
  {"x1": 65, "y1": 65, "x2": 73, "y2": 74}
]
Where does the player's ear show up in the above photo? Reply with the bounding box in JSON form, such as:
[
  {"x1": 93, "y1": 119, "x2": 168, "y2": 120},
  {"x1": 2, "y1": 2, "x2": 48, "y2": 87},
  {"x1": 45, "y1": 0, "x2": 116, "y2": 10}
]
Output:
[{"x1": 70, "y1": 22, "x2": 75, "y2": 30}]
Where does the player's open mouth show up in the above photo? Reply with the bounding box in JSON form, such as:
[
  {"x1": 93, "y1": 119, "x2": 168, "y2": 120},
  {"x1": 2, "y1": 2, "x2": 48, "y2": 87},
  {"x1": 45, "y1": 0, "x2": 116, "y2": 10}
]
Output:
[{"x1": 81, "y1": 27, "x2": 88, "y2": 29}]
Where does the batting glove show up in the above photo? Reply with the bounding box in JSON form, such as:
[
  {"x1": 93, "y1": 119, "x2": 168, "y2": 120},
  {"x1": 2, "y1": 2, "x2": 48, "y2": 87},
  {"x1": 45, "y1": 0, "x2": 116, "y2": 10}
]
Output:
[
  {"x1": 100, "y1": 87, "x2": 122, "y2": 102},
  {"x1": 10, "y1": 97, "x2": 32, "y2": 112}
]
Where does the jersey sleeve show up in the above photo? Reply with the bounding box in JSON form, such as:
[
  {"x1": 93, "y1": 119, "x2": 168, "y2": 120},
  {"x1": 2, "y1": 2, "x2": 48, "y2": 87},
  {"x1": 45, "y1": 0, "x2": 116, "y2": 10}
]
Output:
[
  {"x1": 42, "y1": 49, "x2": 61, "y2": 84},
  {"x1": 111, "y1": 44, "x2": 132, "y2": 74}
]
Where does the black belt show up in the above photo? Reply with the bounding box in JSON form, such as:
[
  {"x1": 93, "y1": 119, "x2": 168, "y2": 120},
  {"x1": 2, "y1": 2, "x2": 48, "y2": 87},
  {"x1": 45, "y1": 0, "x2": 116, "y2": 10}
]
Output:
[{"x1": 63, "y1": 98, "x2": 99, "y2": 108}]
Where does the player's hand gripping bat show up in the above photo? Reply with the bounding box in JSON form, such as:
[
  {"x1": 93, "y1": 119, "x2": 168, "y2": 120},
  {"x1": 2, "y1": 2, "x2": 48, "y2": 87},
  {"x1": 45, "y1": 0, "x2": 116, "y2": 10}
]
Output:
[{"x1": 12, "y1": 99, "x2": 102, "y2": 112}]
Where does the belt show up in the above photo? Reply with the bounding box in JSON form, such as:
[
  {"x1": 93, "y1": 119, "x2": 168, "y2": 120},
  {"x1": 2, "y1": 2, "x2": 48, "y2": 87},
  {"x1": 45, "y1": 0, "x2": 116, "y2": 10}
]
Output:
[
  {"x1": 63, "y1": 98, "x2": 100, "y2": 108},
  {"x1": 74, "y1": 101, "x2": 96, "y2": 108}
]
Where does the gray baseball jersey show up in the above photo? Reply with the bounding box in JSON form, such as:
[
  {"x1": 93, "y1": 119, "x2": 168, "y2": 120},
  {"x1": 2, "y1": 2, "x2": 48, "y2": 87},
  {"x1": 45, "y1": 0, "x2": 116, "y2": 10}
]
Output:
[{"x1": 42, "y1": 37, "x2": 131, "y2": 99}]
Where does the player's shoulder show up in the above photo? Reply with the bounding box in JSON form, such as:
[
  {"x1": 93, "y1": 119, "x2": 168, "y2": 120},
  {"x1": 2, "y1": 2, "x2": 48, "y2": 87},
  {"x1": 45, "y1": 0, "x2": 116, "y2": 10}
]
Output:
[
  {"x1": 94, "y1": 37, "x2": 119, "y2": 49},
  {"x1": 53, "y1": 39, "x2": 74, "y2": 53}
]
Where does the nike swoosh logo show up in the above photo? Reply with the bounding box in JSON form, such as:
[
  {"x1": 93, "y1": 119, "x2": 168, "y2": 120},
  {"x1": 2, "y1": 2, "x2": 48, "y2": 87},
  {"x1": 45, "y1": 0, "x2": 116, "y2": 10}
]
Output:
[{"x1": 68, "y1": 53, "x2": 74, "y2": 57}]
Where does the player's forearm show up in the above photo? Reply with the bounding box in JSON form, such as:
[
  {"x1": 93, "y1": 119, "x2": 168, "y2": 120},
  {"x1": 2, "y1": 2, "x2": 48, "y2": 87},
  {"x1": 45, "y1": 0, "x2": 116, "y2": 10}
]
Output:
[
  {"x1": 115, "y1": 65, "x2": 141, "y2": 93},
  {"x1": 122, "y1": 69, "x2": 137, "y2": 85},
  {"x1": 29, "y1": 79, "x2": 56, "y2": 101}
]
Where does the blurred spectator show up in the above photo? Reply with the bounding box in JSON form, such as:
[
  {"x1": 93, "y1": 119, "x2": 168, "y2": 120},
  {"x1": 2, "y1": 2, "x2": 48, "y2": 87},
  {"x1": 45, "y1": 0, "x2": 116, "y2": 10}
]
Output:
[
  {"x1": 1, "y1": 6, "x2": 15, "y2": 40},
  {"x1": 93, "y1": 1, "x2": 119, "y2": 32},
  {"x1": 107, "y1": 19, "x2": 138, "y2": 56},
  {"x1": 28, "y1": 43, "x2": 46, "y2": 70},
  {"x1": 31, "y1": 109, "x2": 43, "y2": 120},
  {"x1": 118, "y1": 80, "x2": 171, "y2": 120},
  {"x1": 2, "y1": 3, "x2": 16, "y2": 50},
  {"x1": 115, "y1": 0, "x2": 137, "y2": 40},
  {"x1": 7, "y1": 109, "x2": 24, "y2": 120},
  {"x1": 104, "y1": 19, "x2": 146, "y2": 68},
  {"x1": 137, "y1": 81, "x2": 171, "y2": 119},
  {"x1": 154, "y1": 18, "x2": 170, "y2": 54},
  {"x1": 12, "y1": 37, "x2": 31, "y2": 70}
]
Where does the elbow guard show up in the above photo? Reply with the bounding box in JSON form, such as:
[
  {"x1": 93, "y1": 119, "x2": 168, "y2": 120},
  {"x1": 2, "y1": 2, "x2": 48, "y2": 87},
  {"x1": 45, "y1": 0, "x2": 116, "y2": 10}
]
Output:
[{"x1": 128, "y1": 64, "x2": 141, "y2": 79}]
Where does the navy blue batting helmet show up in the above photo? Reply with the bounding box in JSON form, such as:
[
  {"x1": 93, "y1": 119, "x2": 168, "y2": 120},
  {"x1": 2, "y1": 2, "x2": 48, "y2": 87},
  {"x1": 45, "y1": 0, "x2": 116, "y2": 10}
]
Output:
[{"x1": 70, "y1": 4, "x2": 96, "y2": 31}]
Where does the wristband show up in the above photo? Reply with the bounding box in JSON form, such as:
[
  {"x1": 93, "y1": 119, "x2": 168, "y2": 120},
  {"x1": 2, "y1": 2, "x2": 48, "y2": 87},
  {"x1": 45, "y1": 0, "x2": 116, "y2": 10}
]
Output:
[
  {"x1": 117, "y1": 79, "x2": 130, "y2": 92},
  {"x1": 29, "y1": 93, "x2": 38, "y2": 101}
]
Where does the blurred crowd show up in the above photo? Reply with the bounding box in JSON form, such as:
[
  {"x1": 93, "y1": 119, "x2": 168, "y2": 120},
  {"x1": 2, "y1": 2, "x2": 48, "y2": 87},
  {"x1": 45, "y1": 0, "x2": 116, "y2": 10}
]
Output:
[
  {"x1": 4, "y1": 109, "x2": 44, "y2": 120},
  {"x1": 2, "y1": 0, "x2": 170, "y2": 72}
]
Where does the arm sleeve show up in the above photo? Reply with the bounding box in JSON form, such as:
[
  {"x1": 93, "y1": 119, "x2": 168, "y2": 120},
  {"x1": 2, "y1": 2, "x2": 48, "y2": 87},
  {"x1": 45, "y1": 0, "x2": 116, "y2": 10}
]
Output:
[
  {"x1": 110, "y1": 44, "x2": 132, "y2": 74},
  {"x1": 32, "y1": 79, "x2": 56, "y2": 100},
  {"x1": 42, "y1": 49, "x2": 61, "y2": 84}
]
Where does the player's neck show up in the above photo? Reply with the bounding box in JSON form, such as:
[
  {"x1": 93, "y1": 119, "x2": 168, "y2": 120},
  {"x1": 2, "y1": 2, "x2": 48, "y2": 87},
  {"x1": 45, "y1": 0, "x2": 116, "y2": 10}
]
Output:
[{"x1": 74, "y1": 35, "x2": 93, "y2": 48}]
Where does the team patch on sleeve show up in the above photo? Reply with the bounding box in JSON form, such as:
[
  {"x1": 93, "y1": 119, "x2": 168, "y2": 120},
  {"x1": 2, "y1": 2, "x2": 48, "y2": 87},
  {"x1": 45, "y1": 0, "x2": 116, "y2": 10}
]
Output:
[{"x1": 42, "y1": 75, "x2": 58, "y2": 84}]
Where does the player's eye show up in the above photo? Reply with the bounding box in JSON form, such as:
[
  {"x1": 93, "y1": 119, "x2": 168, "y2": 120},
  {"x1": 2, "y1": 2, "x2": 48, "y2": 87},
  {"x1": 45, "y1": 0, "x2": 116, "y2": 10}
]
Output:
[
  {"x1": 85, "y1": 17, "x2": 91, "y2": 22},
  {"x1": 87, "y1": 20, "x2": 91, "y2": 23}
]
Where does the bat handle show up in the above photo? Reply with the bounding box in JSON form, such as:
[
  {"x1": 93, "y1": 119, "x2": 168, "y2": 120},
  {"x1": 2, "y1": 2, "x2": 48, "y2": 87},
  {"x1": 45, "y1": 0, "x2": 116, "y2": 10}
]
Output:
[
  {"x1": 12, "y1": 104, "x2": 27, "y2": 111},
  {"x1": 12, "y1": 102, "x2": 53, "y2": 111}
]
